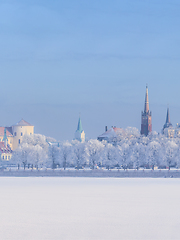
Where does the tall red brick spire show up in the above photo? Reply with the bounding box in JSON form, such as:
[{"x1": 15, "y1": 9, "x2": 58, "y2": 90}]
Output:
[
  {"x1": 141, "y1": 85, "x2": 152, "y2": 136},
  {"x1": 144, "y1": 85, "x2": 149, "y2": 113}
]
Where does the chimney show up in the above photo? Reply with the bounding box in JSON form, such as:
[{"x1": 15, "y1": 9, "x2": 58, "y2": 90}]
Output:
[{"x1": 105, "y1": 126, "x2": 108, "y2": 132}]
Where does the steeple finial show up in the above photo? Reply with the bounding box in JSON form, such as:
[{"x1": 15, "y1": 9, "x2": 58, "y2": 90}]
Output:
[{"x1": 144, "y1": 85, "x2": 149, "y2": 113}]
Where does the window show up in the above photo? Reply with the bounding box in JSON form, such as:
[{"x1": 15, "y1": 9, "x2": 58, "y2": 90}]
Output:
[
  {"x1": 2, "y1": 156, "x2": 4, "y2": 160},
  {"x1": 21, "y1": 132, "x2": 23, "y2": 136},
  {"x1": 19, "y1": 139, "x2": 20, "y2": 144},
  {"x1": 14, "y1": 132, "x2": 16, "y2": 136},
  {"x1": 5, "y1": 156, "x2": 7, "y2": 160}
]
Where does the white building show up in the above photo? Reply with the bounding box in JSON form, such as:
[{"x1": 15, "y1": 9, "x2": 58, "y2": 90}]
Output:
[{"x1": 97, "y1": 126, "x2": 124, "y2": 142}]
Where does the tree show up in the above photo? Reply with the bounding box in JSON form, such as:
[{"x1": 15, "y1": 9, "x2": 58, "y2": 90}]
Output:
[
  {"x1": 12, "y1": 134, "x2": 50, "y2": 169},
  {"x1": 147, "y1": 141, "x2": 161, "y2": 170},
  {"x1": 71, "y1": 140, "x2": 87, "y2": 169},
  {"x1": 48, "y1": 144, "x2": 60, "y2": 169},
  {"x1": 59, "y1": 141, "x2": 72, "y2": 169},
  {"x1": 103, "y1": 143, "x2": 118, "y2": 169},
  {"x1": 164, "y1": 141, "x2": 178, "y2": 169},
  {"x1": 130, "y1": 143, "x2": 140, "y2": 170},
  {"x1": 86, "y1": 140, "x2": 104, "y2": 169},
  {"x1": 121, "y1": 143, "x2": 130, "y2": 169}
]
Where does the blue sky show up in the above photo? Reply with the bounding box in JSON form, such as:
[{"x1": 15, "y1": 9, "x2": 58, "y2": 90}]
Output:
[{"x1": 0, "y1": 0, "x2": 180, "y2": 140}]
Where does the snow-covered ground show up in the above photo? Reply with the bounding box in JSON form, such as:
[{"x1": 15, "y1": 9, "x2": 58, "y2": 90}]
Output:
[{"x1": 0, "y1": 178, "x2": 180, "y2": 240}]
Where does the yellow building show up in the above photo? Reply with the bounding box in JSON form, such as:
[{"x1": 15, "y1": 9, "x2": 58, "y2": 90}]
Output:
[
  {"x1": 12, "y1": 119, "x2": 34, "y2": 150},
  {"x1": 0, "y1": 142, "x2": 12, "y2": 161},
  {"x1": 0, "y1": 119, "x2": 34, "y2": 151}
]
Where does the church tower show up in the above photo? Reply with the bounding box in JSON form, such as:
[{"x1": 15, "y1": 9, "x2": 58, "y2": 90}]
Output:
[
  {"x1": 163, "y1": 107, "x2": 172, "y2": 131},
  {"x1": 141, "y1": 85, "x2": 152, "y2": 136},
  {"x1": 74, "y1": 117, "x2": 85, "y2": 142},
  {"x1": 162, "y1": 107, "x2": 174, "y2": 137}
]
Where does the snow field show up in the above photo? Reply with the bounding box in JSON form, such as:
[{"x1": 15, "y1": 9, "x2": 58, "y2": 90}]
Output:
[{"x1": 0, "y1": 178, "x2": 180, "y2": 240}]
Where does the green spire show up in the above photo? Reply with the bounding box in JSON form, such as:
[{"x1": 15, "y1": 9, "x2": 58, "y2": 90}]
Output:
[{"x1": 77, "y1": 117, "x2": 83, "y2": 133}]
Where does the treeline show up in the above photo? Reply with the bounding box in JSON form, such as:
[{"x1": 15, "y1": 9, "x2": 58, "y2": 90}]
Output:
[{"x1": 9, "y1": 127, "x2": 180, "y2": 170}]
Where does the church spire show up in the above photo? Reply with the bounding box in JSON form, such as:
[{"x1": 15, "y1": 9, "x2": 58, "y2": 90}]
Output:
[
  {"x1": 165, "y1": 107, "x2": 171, "y2": 124},
  {"x1": 74, "y1": 116, "x2": 85, "y2": 142},
  {"x1": 77, "y1": 117, "x2": 83, "y2": 133},
  {"x1": 141, "y1": 85, "x2": 152, "y2": 136},
  {"x1": 163, "y1": 106, "x2": 172, "y2": 131},
  {"x1": 144, "y1": 84, "x2": 149, "y2": 113}
]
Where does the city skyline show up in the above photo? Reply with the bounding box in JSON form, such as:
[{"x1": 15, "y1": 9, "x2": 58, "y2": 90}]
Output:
[{"x1": 0, "y1": 0, "x2": 180, "y2": 140}]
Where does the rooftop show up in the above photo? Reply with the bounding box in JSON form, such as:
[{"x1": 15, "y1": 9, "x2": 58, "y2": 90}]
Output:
[
  {"x1": 0, "y1": 127, "x2": 13, "y2": 137},
  {"x1": 13, "y1": 119, "x2": 33, "y2": 127}
]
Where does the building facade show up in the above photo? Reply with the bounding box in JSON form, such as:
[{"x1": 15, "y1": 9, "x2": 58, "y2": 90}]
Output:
[
  {"x1": 141, "y1": 86, "x2": 152, "y2": 136},
  {"x1": 175, "y1": 123, "x2": 180, "y2": 137},
  {"x1": 0, "y1": 142, "x2": 12, "y2": 161},
  {"x1": 0, "y1": 119, "x2": 34, "y2": 151},
  {"x1": 12, "y1": 119, "x2": 34, "y2": 150}
]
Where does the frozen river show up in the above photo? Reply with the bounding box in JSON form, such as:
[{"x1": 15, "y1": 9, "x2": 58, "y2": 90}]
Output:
[{"x1": 0, "y1": 177, "x2": 180, "y2": 240}]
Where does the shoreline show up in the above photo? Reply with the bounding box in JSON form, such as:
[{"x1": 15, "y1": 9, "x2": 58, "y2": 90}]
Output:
[{"x1": 0, "y1": 169, "x2": 179, "y2": 178}]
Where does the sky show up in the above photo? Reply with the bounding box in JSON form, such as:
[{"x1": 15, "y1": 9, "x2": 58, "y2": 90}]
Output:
[{"x1": 0, "y1": 0, "x2": 180, "y2": 141}]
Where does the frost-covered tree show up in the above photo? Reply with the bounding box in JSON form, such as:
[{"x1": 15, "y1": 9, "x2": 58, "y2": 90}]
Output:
[
  {"x1": 33, "y1": 145, "x2": 47, "y2": 169},
  {"x1": 121, "y1": 143, "x2": 130, "y2": 169},
  {"x1": 116, "y1": 145, "x2": 123, "y2": 168},
  {"x1": 103, "y1": 143, "x2": 118, "y2": 169},
  {"x1": 71, "y1": 140, "x2": 88, "y2": 169},
  {"x1": 11, "y1": 147, "x2": 23, "y2": 169},
  {"x1": 130, "y1": 143, "x2": 141, "y2": 170},
  {"x1": 12, "y1": 134, "x2": 52, "y2": 168},
  {"x1": 147, "y1": 141, "x2": 161, "y2": 170},
  {"x1": 59, "y1": 141, "x2": 73, "y2": 169},
  {"x1": 86, "y1": 139, "x2": 105, "y2": 169},
  {"x1": 48, "y1": 144, "x2": 60, "y2": 169},
  {"x1": 164, "y1": 141, "x2": 178, "y2": 169},
  {"x1": 10, "y1": 126, "x2": 180, "y2": 170}
]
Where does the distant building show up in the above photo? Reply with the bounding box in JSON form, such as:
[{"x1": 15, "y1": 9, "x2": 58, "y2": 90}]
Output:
[
  {"x1": 0, "y1": 129, "x2": 12, "y2": 161},
  {"x1": 141, "y1": 85, "x2": 152, "y2": 136},
  {"x1": 0, "y1": 127, "x2": 14, "y2": 150},
  {"x1": 74, "y1": 117, "x2": 85, "y2": 142},
  {"x1": 175, "y1": 123, "x2": 180, "y2": 137},
  {"x1": 162, "y1": 108, "x2": 174, "y2": 138},
  {"x1": 97, "y1": 126, "x2": 124, "y2": 142},
  {"x1": 0, "y1": 142, "x2": 12, "y2": 161},
  {"x1": 11, "y1": 119, "x2": 34, "y2": 149},
  {"x1": 0, "y1": 119, "x2": 34, "y2": 151}
]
